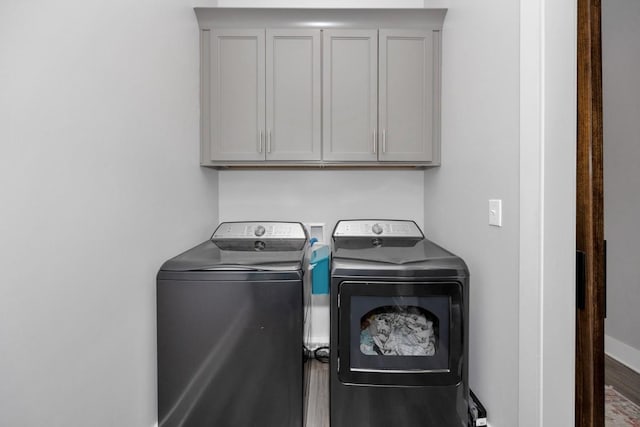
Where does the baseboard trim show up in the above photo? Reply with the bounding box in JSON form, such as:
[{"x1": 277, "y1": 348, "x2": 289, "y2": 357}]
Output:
[{"x1": 605, "y1": 334, "x2": 640, "y2": 373}]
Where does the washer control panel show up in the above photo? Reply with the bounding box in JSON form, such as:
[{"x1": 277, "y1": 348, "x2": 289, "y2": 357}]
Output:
[
  {"x1": 333, "y1": 220, "x2": 423, "y2": 238},
  {"x1": 212, "y1": 222, "x2": 307, "y2": 240}
]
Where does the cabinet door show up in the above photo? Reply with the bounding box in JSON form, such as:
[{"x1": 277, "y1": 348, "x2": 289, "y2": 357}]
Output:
[
  {"x1": 379, "y1": 29, "x2": 436, "y2": 162},
  {"x1": 208, "y1": 29, "x2": 265, "y2": 161},
  {"x1": 322, "y1": 29, "x2": 378, "y2": 162},
  {"x1": 266, "y1": 29, "x2": 321, "y2": 161}
]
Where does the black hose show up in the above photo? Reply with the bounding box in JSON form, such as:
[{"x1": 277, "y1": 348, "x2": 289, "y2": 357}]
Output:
[{"x1": 313, "y1": 346, "x2": 330, "y2": 364}]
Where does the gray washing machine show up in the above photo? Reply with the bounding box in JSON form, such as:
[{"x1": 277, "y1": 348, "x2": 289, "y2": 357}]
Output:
[
  {"x1": 157, "y1": 221, "x2": 307, "y2": 427},
  {"x1": 330, "y1": 220, "x2": 469, "y2": 427}
]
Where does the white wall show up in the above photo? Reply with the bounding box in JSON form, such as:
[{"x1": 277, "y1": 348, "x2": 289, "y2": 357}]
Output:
[
  {"x1": 218, "y1": 170, "x2": 424, "y2": 344},
  {"x1": 603, "y1": 0, "x2": 640, "y2": 370},
  {"x1": 428, "y1": 0, "x2": 580, "y2": 426},
  {"x1": 423, "y1": 1, "x2": 520, "y2": 425},
  {"x1": 214, "y1": 2, "x2": 576, "y2": 426},
  {"x1": 218, "y1": 171, "x2": 424, "y2": 231},
  {"x1": 423, "y1": 1, "x2": 577, "y2": 426},
  {"x1": 0, "y1": 1, "x2": 218, "y2": 426},
  {"x1": 0, "y1": 0, "x2": 579, "y2": 426}
]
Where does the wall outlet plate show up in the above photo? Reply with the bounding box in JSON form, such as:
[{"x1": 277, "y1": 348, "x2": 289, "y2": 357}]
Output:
[{"x1": 306, "y1": 223, "x2": 326, "y2": 243}]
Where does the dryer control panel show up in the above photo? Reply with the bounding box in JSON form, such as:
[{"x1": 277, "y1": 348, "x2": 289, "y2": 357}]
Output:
[{"x1": 333, "y1": 220, "x2": 424, "y2": 238}]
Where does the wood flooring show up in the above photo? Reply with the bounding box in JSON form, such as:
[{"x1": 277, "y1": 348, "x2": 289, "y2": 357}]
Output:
[
  {"x1": 305, "y1": 360, "x2": 329, "y2": 427},
  {"x1": 305, "y1": 354, "x2": 639, "y2": 427},
  {"x1": 605, "y1": 355, "x2": 640, "y2": 407}
]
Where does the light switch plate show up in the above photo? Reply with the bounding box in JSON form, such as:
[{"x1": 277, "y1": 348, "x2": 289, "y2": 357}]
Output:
[{"x1": 489, "y1": 199, "x2": 502, "y2": 227}]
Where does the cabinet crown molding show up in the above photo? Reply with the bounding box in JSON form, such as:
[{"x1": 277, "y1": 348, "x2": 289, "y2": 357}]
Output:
[{"x1": 195, "y1": 8, "x2": 446, "y2": 30}]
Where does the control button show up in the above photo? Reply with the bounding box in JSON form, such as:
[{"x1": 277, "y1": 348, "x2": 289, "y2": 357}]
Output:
[
  {"x1": 254, "y1": 225, "x2": 266, "y2": 237},
  {"x1": 372, "y1": 223, "x2": 383, "y2": 235}
]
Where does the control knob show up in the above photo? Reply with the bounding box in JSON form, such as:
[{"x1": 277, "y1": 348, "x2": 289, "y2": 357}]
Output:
[
  {"x1": 372, "y1": 223, "x2": 383, "y2": 235},
  {"x1": 254, "y1": 225, "x2": 266, "y2": 237}
]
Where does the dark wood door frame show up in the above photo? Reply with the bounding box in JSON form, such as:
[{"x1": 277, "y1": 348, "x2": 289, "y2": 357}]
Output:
[{"x1": 576, "y1": 0, "x2": 605, "y2": 425}]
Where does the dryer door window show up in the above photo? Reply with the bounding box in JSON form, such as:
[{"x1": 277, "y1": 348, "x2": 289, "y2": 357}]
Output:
[
  {"x1": 355, "y1": 298, "x2": 449, "y2": 368},
  {"x1": 338, "y1": 281, "x2": 463, "y2": 386}
]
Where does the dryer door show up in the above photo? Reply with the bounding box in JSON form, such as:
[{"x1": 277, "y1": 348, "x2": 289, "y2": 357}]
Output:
[{"x1": 337, "y1": 281, "x2": 463, "y2": 386}]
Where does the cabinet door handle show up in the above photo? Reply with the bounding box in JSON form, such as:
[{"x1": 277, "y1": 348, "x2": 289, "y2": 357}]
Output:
[
  {"x1": 267, "y1": 130, "x2": 272, "y2": 153},
  {"x1": 372, "y1": 129, "x2": 377, "y2": 154},
  {"x1": 258, "y1": 131, "x2": 264, "y2": 153},
  {"x1": 382, "y1": 129, "x2": 387, "y2": 153}
]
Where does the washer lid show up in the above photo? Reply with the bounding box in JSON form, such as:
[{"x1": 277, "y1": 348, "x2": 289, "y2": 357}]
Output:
[{"x1": 160, "y1": 221, "x2": 308, "y2": 272}]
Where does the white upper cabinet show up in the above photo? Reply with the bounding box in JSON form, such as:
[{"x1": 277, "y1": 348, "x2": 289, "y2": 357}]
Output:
[
  {"x1": 195, "y1": 9, "x2": 445, "y2": 167},
  {"x1": 322, "y1": 29, "x2": 439, "y2": 163},
  {"x1": 322, "y1": 29, "x2": 378, "y2": 162},
  {"x1": 203, "y1": 28, "x2": 321, "y2": 163},
  {"x1": 208, "y1": 29, "x2": 265, "y2": 162},
  {"x1": 266, "y1": 29, "x2": 321, "y2": 161},
  {"x1": 379, "y1": 29, "x2": 435, "y2": 162}
]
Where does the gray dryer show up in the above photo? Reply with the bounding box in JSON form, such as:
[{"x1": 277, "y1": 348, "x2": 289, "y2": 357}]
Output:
[{"x1": 330, "y1": 220, "x2": 470, "y2": 427}]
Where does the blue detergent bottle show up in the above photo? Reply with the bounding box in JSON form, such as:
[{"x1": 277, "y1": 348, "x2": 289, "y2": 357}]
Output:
[{"x1": 308, "y1": 237, "x2": 330, "y2": 294}]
